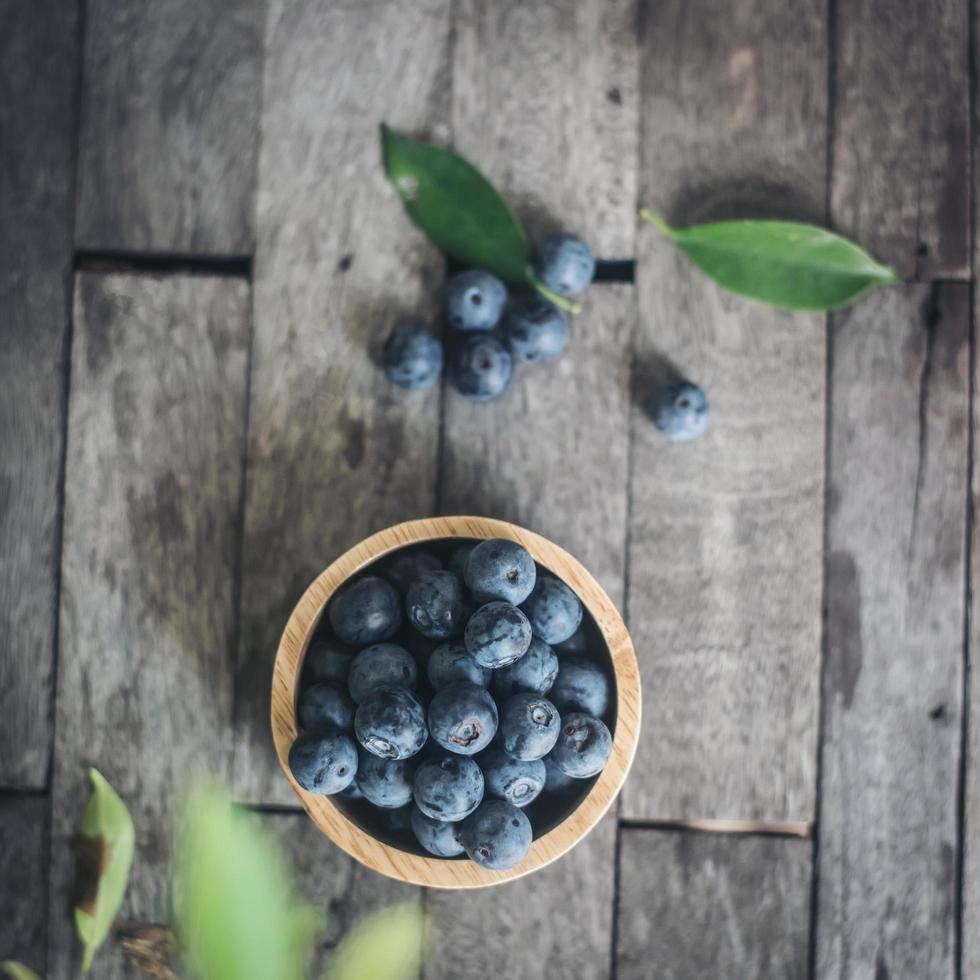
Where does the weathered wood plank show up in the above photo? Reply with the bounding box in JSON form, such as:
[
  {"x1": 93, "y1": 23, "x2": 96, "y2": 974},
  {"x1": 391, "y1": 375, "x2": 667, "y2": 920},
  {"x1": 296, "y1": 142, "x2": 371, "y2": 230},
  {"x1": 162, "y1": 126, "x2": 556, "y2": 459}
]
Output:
[
  {"x1": 816, "y1": 284, "x2": 968, "y2": 980},
  {"x1": 0, "y1": 0, "x2": 77, "y2": 789},
  {"x1": 623, "y1": 0, "x2": 827, "y2": 823},
  {"x1": 0, "y1": 795, "x2": 48, "y2": 974},
  {"x1": 616, "y1": 828, "x2": 811, "y2": 979},
  {"x1": 75, "y1": 0, "x2": 263, "y2": 254},
  {"x1": 233, "y1": 0, "x2": 452, "y2": 806},
  {"x1": 832, "y1": 0, "x2": 969, "y2": 281},
  {"x1": 47, "y1": 274, "x2": 250, "y2": 979}
]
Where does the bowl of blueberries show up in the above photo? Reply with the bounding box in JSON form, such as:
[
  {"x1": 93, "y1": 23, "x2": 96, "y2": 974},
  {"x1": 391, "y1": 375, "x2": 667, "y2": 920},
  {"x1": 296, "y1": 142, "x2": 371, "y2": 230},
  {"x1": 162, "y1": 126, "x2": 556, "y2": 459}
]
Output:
[{"x1": 270, "y1": 516, "x2": 641, "y2": 887}]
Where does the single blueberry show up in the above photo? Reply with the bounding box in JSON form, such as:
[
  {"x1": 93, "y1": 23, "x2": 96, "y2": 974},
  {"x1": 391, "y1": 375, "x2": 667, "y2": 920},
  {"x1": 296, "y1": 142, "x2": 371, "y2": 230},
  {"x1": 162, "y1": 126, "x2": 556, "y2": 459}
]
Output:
[
  {"x1": 450, "y1": 334, "x2": 513, "y2": 403},
  {"x1": 553, "y1": 626, "x2": 588, "y2": 656},
  {"x1": 329, "y1": 576, "x2": 402, "y2": 647},
  {"x1": 464, "y1": 601, "x2": 533, "y2": 669},
  {"x1": 444, "y1": 269, "x2": 507, "y2": 332},
  {"x1": 347, "y1": 643, "x2": 417, "y2": 704},
  {"x1": 405, "y1": 570, "x2": 466, "y2": 640},
  {"x1": 446, "y1": 541, "x2": 477, "y2": 578},
  {"x1": 428, "y1": 682, "x2": 498, "y2": 756},
  {"x1": 413, "y1": 754, "x2": 485, "y2": 822},
  {"x1": 551, "y1": 712, "x2": 612, "y2": 778},
  {"x1": 492, "y1": 637, "x2": 559, "y2": 699},
  {"x1": 288, "y1": 728, "x2": 358, "y2": 795},
  {"x1": 502, "y1": 297, "x2": 569, "y2": 364},
  {"x1": 381, "y1": 548, "x2": 443, "y2": 594},
  {"x1": 549, "y1": 656, "x2": 610, "y2": 718},
  {"x1": 542, "y1": 754, "x2": 579, "y2": 794},
  {"x1": 355, "y1": 749, "x2": 416, "y2": 808},
  {"x1": 411, "y1": 806, "x2": 465, "y2": 857},
  {"x1": 520, "y1": 575, "x2": 583, "y2": 645},
  {"x1": 427, "y1": 642, "x2": 492, "y2": 690},
  {"x1": 302, "y1": 637, "x2": 354, "y2": 687},
  {"x1": 534, "y1": 233, "x2": 596, "y2": 296},
  {"x1": 647, "y1": 380, "x2": 709, "y2": 442},
  {"x1": 498, "y1": 693, "x2": 561, "y2": 761},
  {"x1": 382, "y1": 323, "x2": 443, "y2": 390},
  {"x1": 464, "y1": 538, "x2": 536, "y2": 604},
  {"x1": 458, "y1": 800, "x2": 532, "y2": 870},
  {"x1": 297, "y1": 682, "x2": 355, "y2": 731},
  {"x1": 354, "y1": 686, "x2": 428, "y2": 760},
  {"x1": 478, "y1": 745, "x2": 546, "y2": 808}
]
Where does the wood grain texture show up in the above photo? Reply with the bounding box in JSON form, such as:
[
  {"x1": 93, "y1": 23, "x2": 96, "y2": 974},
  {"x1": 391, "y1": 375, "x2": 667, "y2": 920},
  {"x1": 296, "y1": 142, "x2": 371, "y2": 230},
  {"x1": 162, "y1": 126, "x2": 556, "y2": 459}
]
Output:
[
  {"x1": 233, "y1": 0, "x2": 453, "y2": 806},
  {"x1": 616, "y1": 829, "x2": 811, "y2": 980},
  {"x1": 0, "y1": 795, "x2": 48, "y2": 974},
  {"x1": 624, "y1": 0, "x2": 827, "y2": 823},
  {"x1": 816, "y1": 285, "x2": 969, "y2": 980},
  {"x1": 832, "y1": 0, "x2": 969, "y2": 281},
  {"x1": 0, "y1": 0, "x2": 77, "y2": 789},
  {"x1": 75, "y1": 0, "x2": 263, "y2": 254},
  {"x1": 47, "y1": 274, "x2": 250, "y2": 979}
]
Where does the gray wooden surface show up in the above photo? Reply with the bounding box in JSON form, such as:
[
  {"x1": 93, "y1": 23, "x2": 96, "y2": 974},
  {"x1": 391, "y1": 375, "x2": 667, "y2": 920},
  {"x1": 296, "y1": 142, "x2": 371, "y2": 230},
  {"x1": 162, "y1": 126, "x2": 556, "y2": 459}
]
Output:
[{"x1": 1, "y1": 0, "x2": 977, "y2": 977}]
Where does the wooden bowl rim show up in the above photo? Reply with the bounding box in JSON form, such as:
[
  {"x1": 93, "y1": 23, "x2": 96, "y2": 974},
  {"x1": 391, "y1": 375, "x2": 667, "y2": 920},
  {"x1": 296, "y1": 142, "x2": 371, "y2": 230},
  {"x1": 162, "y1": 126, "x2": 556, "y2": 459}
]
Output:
[{"x1": 270, "y1": 516, "x2": 641, "y2": 889}]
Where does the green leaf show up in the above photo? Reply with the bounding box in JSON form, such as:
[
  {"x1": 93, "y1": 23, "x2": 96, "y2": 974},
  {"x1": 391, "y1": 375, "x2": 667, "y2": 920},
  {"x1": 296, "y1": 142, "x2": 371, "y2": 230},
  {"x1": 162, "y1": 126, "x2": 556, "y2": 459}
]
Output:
[
  {"x1": 175, "y1": 783, "x2": 321, "y2": 980},
  {"x1": 1, "y1": 962, "x2": 42, "y2": 980},
  {"x1": 324, "y1": 905, "x2": 428, "y2": 980},
  {"x1": 74, "y1": 769, "x2": 135, "y2": 972},
  {"x1": 380, "y1": 124, "x2": 579, "y2": 313},
  {"x1": 641, "y1": 210, "x2": 900, "y2": 311}
]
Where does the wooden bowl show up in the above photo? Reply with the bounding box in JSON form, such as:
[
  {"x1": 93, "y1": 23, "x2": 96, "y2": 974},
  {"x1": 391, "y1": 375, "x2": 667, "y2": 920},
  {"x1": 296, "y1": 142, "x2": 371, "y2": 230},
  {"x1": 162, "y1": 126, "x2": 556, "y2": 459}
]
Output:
[{"x1": 270, "y1": 516, "x2": 641, "y2": 888}]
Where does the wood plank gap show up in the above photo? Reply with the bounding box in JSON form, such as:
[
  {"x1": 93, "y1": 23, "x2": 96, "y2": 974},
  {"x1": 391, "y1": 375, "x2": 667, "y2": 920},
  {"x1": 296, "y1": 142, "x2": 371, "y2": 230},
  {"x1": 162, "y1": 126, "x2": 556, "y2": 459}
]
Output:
[
  {"x1": 609, "y1": 812, "x2": 624, "y2": 980},
  {"x1": 75, "y1": 250, "x2": 252, "y2": 278},
  {"x1": 619, "y1": 817, "x2": 812, "y2": 839}
]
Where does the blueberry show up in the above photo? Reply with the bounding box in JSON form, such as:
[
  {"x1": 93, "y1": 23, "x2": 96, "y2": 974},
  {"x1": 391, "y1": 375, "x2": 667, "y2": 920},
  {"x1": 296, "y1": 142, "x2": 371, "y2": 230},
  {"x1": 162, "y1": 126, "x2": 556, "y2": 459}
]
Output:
[
  {"x1": 450, "y1": 334, "x2": 513, "y2": 403},
  {"x1": 354, "y1": 686, "x2": 427, "y2": 760},
  {"x1": 446, "y1": 541, "x2": 477, "y2": 578},
  {"x1": 402, "y1": 629, "x2": 439, "y2": 667},
  {"x1": 427, "y1": 642, "x2": 492, "y2": 690},
  {"x1": 458, "y1": 800, "x2": 532, "y2": 870},
  {"x1": 339, "y1": 780, "x2": 364, "y2": 800},
  {"x1": 520, "y1": 575, "x2": 582, "y2": 645},
  {"x1": 553, "y1": 626, "x2": 588, "y2": 656},
  {"x1": 464, "y1": 601, "x2": 533, "y2": 669},
  {"x1": 381, "y1": 548, "x2": 443, "y2": 594},
  {"x1": 329, "y1": 576, "x2": 402, "y2": 647},
  {"x1": 549, "y1": 656, "x2": 610, "y2": 718},
  {"x1": 498, "y1": 693, "x2": 561, "y2": 761},
  {"x1": 479, "y1": 745, "x2": 545, "y2": 808},
  {"x1": 542, "y1": 754, "x2": 579, "y2": 794},
  {"x1": 413, "y1": 754, "x2": 485, "y2": 822},
  {"x1": 551, "y1": 713, "x2": 612, "y2": 778},
  {"x1": 303, "y1": 637, "x2": 353, "y2": 687},
  {"x1": 444, "y1": 270, "x2": 507, "y2": 332},
  {"x1": 534, "y1": 233, "x2": 595, "y2": 296},
  {"x1": 464, "y1": 538, "x2": 536, "y2": 604},
  {"x1": 405, "y1": 570, "x2": 466, "y2": 640},
  {"x1": 648, "y1": 381, "x2": 709, "y2": 442},
  {"x1": 428, "y1": 682, "x2": 498, "y2": 756},
  {"x1": 347, "y1": 643, "x2": 417, "y2": 704},
  {"x1": 382, "y1": 323, "x2": 443, "y2": 390},
  {"x1": 502, "y1": 297, "x2": 569, "y2": 364},
  {"x1": 411, "y1": 806, "x2": 465, "y2": 857},
  {"x1": 288, "y1": 729, "x2": 358, "y2": 795},
  {"x1": 297, "y1": 683, "x2": 355, "y2": 731},
  {"x1": 492, "y1": 637, "x2": 559, "y2": 699},
  {"x1": 355, "y1": 750, "x2": 415, "y2": 808}
]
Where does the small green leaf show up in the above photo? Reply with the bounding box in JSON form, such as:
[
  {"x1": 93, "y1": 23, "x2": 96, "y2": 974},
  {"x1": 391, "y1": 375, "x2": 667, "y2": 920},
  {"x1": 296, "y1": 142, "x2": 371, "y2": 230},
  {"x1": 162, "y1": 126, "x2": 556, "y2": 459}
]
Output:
[
  {"x1": 641, "y1": 210, "x2": 900, "y2": 311},
  {"x1": 324, "y1": 905, "x2": 428, "y2": 980},
  {"x1": 1, "y1": 962, "x2": 42, "y2": 980},
  {"x1": 74, "y1": 769, "x2": 135, "y2": 972}
]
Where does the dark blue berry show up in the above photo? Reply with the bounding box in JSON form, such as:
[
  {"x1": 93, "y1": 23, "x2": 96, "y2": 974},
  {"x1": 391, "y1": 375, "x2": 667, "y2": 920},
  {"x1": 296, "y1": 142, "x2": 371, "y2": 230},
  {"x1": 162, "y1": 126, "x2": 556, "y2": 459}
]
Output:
[
  {"x1": 549, "y1": 656, "x2": 610, "y2": 718},
  {"x1": 329, "y1": 576, "x2": 402, "y2": 647},
  {"x1": 503, "y1": 297, "x2": 569, "y2": 363},
  {"x1": 288, "y1": 729, "x2": 358, "y2": 795},
  {"x1": 464, "y1": 601, "x2": 533, "y2": 669},
  {"x1": 458, "y1": 800, "x2": 532, "y2": 870},
  {"x1": 405, "y1": 570, "x2": 465, "y2": 640},
  {"x1": 413, "y1": 754, "x2": 484, "y2": 822},
  {"x1": 446, "y1": 541, "x2": 477, "y2": 578},
  {"x1": 551, "y1": 713, "x2": 612, "y2": 778},
  {"x1": 553, "y1": 626, "x2": 588, "y2": 656},
  {"x1": 427, "y1": 642, "x2": 492, "y2": 690},
  {"x1": 464, "y1": 538, "x2": 536, "y2": 604},
  {"x1": 428, "y1": 682, "x2": 498, "y2": 756},
  {"x1": 302, "y1": 637, "x2": 353, "y2": 687},
  {"x1": 535, "y1": 234, "x2": 595, "y2": 296},
  {"x1": 298, "y1": 683, "x2": 355, "y2": 731},
  {"x1": 347, "y1": 643, "x2": 417, "y2": 704},
  {"x1": 520, "y1": 575, "x2": 582, "y2": 645},
  {"x1": 381, "y1": 548, "x2": 443, "y2": 594},
  {"x1": 382, "y1": 323, "x2": 443, "y2": 390},
  {"x1": 498, "y1": 693, "x2": 561, "y2": 761},
  {"x1": 354, "y1": 686, "x2": 427, "y2": 760},
  {"x1": 411, "y1": 806, "x2": 465, "y2": 857},
  {"x1": 445, "y1": 270, "x2": 508, "y2": 332},
  {"x1": 355, "y1": 750, "x2": 415, "y2": 808},
  {"x1": 492, "y1": 637, "x2": 559, "y2": 699},
  {"x1": 339, "y1": 780, "x2": 364, "y2": 800},
  {"x1": 542, "y1": 754, "x2": 579, "y2": 793},
  {"x1": 479, "y1": 745, "x2": 545, "y2": 808},
  {"x1": 450, "y1": 334, "x2": 513, "y2": 403},
  {"x1": 648, "y1": 381, "x2": 709, "y2": 442}
]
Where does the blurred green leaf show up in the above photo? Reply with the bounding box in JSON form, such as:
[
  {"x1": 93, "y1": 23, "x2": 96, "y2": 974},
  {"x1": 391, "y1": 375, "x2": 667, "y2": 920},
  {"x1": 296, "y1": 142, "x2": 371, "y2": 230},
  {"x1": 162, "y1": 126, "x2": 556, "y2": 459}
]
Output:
[
  {"x1": 1, "y1": 962, "x2": 42, "y2": 980},
  {"x1": 324, "y1": 905, "x2": 428, "y2": 980},
  {"x1": 74, "y1": 768, "x2": 135, "y2": 972}
]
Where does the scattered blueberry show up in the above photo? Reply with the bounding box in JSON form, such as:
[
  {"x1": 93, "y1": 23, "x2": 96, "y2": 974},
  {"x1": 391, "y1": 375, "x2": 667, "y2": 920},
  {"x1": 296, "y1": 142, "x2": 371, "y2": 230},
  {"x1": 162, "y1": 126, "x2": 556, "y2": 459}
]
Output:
[
  {"x1": 498, "y1": 693, "x2": 561, "y2": 761},
  {"x1": 411, "y1": 806, "x2": 465, "y2": 857},
  {"x1": 381, "y1": 548, "x2": 443, "y2": 593},
  {"x1": 450, "y1": 334, "x2": 513, "y2": 403},
  {"x1": 413, "y1": 754, "x2": 485, "y2": 822},
  {"x1": 492, "y1": 637, "x2": 559, "y2": 699},
  {"x1": 648, "y1": 380, "x2": 709, "y2": 442},
  {"x1": 464, "y1": 601, "x2": 533, "y2": 669},
  {"x1": 445, "y1": 269, "x2": 507, "y2": 332},
  {"x1": 303, "y1": 637, "x2": 354, "y2": 687},
  {"x1": 355, "y1": 750, "x2": 416, "y2": 808},
  {"x1": 427, "y1": 642, "x2": 492, "y2": 690},
  {"x1": 405, "y1": 570, "x2": 466, "y2": 640},
  {"x1": 428, "y1": 682, "x2": 498, "y2": 756},
  {"x1": 464, "y1": 538, "x2": 536, "y2": 604},
  {"x1": 503, "y1": 297, "x2": 569, "y2": 364},
  {"x1": 446, "y1": 541, "x2": 477, "y2": 578},
  {"x1": 329, "y1": 576, "x2": 402, "y2": 647},
  {"x1": 382, "y1": 323, "x2": 443, "y2": 390},
  {"x1": 549, "y1": 656, "x2": 610, "y2": 718},
  {"x1": 354, "y1": 686, "x2": 428, "y2": 760},
  {"x1": 521, "y1": 575, "x2": 582, "y2": 645},
  {"x1": 535, "y1": 234, "x2": 595, "y2": 296},
  {"x1": 543, "y1": 754, "x2": 579, "y2": 794},
  {"x1": 288, "y1": 729, "x2": 358, "y2": 795},
  {"x1": 298, "y1": 683, "x2": 355, "y2": 731},
  {"x1": 458, "y1": 800, "x2": 533, "y2": 870},
  {"x1": 479, "y1": 745, "x2": 545, "y2": 808},
  {"x1": 347, "y1": 643, "x2": 417, "y2": 704},
  {"x1": 551, "y1": 713, "x2": 612, "y2": 778}
]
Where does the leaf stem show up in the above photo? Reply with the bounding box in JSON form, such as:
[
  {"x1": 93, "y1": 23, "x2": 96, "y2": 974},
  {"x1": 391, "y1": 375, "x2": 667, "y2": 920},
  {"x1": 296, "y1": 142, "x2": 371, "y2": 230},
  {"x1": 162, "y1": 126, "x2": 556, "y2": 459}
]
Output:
[
  {"x1": 526, "y1": 272, "x2": 581, "y2": 314},
  {"x1": 639, "y1": 208, "x2": 675, "y2": 237}
]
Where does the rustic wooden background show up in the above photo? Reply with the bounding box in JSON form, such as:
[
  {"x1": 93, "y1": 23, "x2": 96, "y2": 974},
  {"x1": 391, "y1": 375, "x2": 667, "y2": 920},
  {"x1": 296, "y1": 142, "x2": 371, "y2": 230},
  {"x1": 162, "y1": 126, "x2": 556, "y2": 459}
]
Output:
[{"x1": 0, "y1": 0, "x2": 974, "y2": 977}]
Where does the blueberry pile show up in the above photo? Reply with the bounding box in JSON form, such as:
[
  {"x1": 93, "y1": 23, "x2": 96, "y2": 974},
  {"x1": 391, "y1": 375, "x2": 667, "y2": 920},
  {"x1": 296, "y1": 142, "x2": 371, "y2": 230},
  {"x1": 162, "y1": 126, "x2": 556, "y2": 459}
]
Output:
[
  {"x1": 289, "y1": 538, "x2": 615, "y2": 871},
  {"x1": 382, "y1": 234, "x2": 596, "y2": 402}
]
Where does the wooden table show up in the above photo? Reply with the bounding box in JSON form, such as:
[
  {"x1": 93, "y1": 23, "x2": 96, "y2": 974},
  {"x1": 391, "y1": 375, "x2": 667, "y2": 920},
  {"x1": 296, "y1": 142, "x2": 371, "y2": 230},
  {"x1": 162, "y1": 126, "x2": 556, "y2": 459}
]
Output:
[{"x1": 0, "y1": 1, "x2": 973, "y2": 977}]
